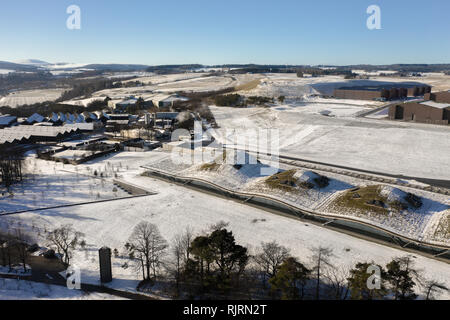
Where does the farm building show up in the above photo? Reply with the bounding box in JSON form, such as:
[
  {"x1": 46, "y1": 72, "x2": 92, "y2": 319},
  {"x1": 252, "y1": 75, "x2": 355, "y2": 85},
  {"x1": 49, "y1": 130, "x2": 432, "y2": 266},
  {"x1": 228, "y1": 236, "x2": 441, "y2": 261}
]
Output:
[
  {"x1": 0, "y1": 125, "x2": 85, "y2": 148},
  {"x1": 110, "y1": 97, "x2": 138, "y2": 112},
  {"x1": 334, "y1": 84, "x2": 431, "y2": 101},
  {"x1": 154, "y1": 112, "x2": 179, "y2": 120},
  {"x1": 144, "y1": 94, "x2": 188, "y2": 109},
  {"x1": 64, "y1": 123, "x2": 96, "y2": 132},
  {"x1": 388, "y1": 101, "x2": 450, "y2": 125},
  {"x1": 105, "y1": 114, "x2": 132, "y2": 133}
]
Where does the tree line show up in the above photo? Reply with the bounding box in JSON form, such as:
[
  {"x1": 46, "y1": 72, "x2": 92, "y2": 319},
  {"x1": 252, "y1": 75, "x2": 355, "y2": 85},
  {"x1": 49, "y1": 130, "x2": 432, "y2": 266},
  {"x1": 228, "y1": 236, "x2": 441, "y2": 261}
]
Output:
[
  {"x1": 122, "y1": 221, "x2": 448, "y2": 300},
  {"x1": 2, "y1": 220, "x2": 447, "y2": 300}
]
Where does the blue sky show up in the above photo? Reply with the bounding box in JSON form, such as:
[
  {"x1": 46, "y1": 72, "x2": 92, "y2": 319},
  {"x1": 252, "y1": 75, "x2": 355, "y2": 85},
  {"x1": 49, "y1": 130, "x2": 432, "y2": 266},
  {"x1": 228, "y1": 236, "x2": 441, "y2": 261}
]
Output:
[{"x1": 0, "y1": 0, "x2": 449, "y2": 65}]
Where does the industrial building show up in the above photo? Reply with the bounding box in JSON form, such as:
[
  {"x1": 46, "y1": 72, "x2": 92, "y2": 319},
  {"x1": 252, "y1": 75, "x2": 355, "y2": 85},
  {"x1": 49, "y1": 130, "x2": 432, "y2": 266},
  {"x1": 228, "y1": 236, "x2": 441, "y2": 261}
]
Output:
[
  {"x1": 424, "y1": 91, "x2": 450, "y2": 104},
  {"x1": 0, "y1": 125, "x2": 89, "y2": 148},
  {"x1": 144, "y1": 94, "x2": 189, "y2": 109},
  {"x1": 334, "y1": 84, "x2": 431, "y2": 101},
  {"x1": 388, "y1": 101, "x2": 450, "y2": 125}
]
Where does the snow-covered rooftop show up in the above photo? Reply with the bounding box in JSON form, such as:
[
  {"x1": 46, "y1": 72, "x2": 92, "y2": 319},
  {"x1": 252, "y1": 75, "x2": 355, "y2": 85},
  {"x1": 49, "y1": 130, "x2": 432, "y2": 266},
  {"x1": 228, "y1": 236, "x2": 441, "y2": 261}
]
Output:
[
  {"x1": 26, "y1": 113, "x2": 45, "y2": 124},
  {"x1": 420, "y1": 101, "x2": 450, "y2": 109},
  {"x1": 0, "y1": 125, "x2": 81, "y2": 144}
]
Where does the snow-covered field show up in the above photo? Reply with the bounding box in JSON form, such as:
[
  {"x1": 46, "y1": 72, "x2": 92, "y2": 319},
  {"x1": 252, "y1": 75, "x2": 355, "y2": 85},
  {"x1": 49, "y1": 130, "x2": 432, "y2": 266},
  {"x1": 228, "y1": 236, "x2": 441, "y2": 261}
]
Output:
[
  {"x1": 0, "y1": 89, "x2": 65, "y2": 107},
  {"x1": 0, "y1": 69, "x2": 14, "y2": 75},
  {"x1": 236, "y1": 74, "x2": 342, "y2": 98},
  {"x1": 121, "y1": 72, "x2": 209, "y2": 85},
  {"x1": 209, "y1": 104, "x2": 450, "y2": 181},
  {"x1": 60, "y1": 97, "x2": 105, "y2": 107},
  {"x1": 155, "y1": 75, "x2": 235, "y2": 93},
  {"x1": 0, "y1": 278, "x2": 124, "y2": 300},
  {"x1": 233, "y1": 73, "x2": 450, "y2": 99},
  {"x1": 90, "y1": 73, "x2": 264, "y2": 100},
  {"x1": 0, "y1": 158, "x2": 130, "y2": 214},
  {"x1": 1, "y1": 71, "x2": 449, "y2": 299},
  {"x1": 1, "y1": 152, "x2": 448, "y2": 299}
]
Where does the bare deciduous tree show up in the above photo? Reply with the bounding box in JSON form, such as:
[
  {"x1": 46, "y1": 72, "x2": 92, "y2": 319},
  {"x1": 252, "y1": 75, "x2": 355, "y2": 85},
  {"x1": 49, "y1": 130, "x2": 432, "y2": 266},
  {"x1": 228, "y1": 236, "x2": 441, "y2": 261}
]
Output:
[
  {"x1": 0, "y1": 230, "x2": 13, "y2": 271},
  {"x1": 46, "y1": 225, "x2": 85, "y2": 265},
  {"x1": 13, "y1": 228, "x2": 32, "y2": 273},
  {"x1": 170, "y1": 233, "x2": 185, "y2": 296},
  {"x1": 423, "y1": 279, "x2": 448, "y2": 300},
  {"x1": 311, "y1": 246, "x2": 334, "y2": 300},
  {"x1": 324, "y1": 266, "x2": 350, "y2": 300},
  {"x1": 254, "y1": 241, "x2": 290, "y2": 287},
  {"x1": 127, "y1": 222, "x2": 168, "y2": 280}
]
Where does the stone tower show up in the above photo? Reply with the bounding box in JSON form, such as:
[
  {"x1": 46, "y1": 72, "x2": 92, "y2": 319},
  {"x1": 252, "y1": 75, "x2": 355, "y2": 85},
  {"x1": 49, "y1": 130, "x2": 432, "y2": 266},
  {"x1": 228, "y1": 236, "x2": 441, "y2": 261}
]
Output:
[{"x1": 99, "y1": 247, "x2": 112, "y2": 283}]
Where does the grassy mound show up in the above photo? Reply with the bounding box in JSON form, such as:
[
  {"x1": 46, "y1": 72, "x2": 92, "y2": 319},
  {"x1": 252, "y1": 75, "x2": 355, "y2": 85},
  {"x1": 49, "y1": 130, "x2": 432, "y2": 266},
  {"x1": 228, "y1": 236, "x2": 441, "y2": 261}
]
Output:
[
  {"x1": 199, "y1": 150, "x2": 262, "y2": 173},
  {"x1": 333, "y1": 185, "x2": 390, "y2": 215},
  {"x1": 199, "y1": 151, "x2": 228, "y2": 172},
  {"x1": 333, "y1": 185, "x2": 425, "y2": 217},
  {"x1": 265, "y1": 170, "x2": 315, "y2": 191},
  {"x1": 234, "y1": 79, "x2": 261, "y2": 92},
  {"x1": 200, "y1": 162, "x2": 221, "y2": 171}
]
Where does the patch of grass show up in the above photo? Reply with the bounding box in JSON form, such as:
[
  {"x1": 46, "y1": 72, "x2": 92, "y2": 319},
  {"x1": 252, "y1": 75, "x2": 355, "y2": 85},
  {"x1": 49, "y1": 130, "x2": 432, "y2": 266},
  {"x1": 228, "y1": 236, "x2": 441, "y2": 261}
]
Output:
[
  {"x1": 264, "y1": 169, "x2": 313, "y2": 192},
  {"x1": 199, "y1": 151, "x2": 228, "y2": 172},
  {"x1": 333, "y1": 185, "x2": 389, "y2": 216},
  {"x1": 265, "y1": 170, "x2": 297, "y2": 191},
  {"x1": 234, "y1": 79, "x2": 261, "y2": 92},
  {"x1": 214, "y1": 94, "x2": 243, "y2": 107},
  {"x1": 200, "y1": 162, "x2": 221, "y2": 171}
]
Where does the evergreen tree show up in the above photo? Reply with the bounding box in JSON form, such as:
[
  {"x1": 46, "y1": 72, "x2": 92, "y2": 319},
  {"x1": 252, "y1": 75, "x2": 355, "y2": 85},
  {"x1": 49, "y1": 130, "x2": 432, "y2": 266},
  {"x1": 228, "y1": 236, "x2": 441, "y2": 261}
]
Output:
[
  {"x1": 269, "y1": 257, "x2": 310, "y2": 300},
  {"x1": 347, "y1": 262, "x2": 387, "y2": 300},
  {"x1": 188, "y1": 227, "x2": 249, "y2": 292},
  {"x1": 386, "y1": 257, "x2": 418, "y2": 300}
]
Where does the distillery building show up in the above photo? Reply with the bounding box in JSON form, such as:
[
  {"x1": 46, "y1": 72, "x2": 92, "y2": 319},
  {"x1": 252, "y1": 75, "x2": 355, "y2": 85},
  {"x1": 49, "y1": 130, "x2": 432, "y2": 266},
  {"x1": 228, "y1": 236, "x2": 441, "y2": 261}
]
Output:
[{"x1": 334, "y1": 84, "x2": 431, "y2": 101}]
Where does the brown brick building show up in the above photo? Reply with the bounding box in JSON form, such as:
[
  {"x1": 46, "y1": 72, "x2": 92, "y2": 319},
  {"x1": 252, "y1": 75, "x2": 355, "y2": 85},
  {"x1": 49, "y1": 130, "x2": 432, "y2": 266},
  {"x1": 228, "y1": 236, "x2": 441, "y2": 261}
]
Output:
[
  {"x1": 334, "y1": 84, "x2": 431, "y2": 101},
  {"x1": 424, "y1": 91, "x2": 450, "y2": 103},
  {"x1": 388, "y1": 101, "x2": 450, "y2": 125}
]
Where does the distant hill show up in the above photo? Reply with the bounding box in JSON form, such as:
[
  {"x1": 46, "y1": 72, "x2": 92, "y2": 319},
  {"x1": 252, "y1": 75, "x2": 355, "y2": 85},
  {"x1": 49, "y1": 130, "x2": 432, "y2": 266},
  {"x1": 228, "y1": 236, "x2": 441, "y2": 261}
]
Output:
[
  {"x1": 2, "y1": 59, "x2": 449, "y2": 75},
  {"x1": 15, "y1": 59, "x2": 50, "y2": 66},
  {"x1": 0, "y1": 61, "x2": 39, "y2": 72},
  {"x1": 145, "y1": 64, "x2": 203, "y2": 74},
  {"x1": 84, "y1": 64, "x2": 150, "y2": 72}
]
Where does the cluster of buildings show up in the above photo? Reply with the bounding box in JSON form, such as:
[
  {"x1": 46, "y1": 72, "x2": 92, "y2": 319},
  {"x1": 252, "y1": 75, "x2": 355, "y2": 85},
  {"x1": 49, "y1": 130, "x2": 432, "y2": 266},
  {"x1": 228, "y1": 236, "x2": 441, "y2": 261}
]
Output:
[
  {"x1": 0, "y1": 108, "x2": 183, "y2": 149},
  {"x1": 107, "y1": 94, "x2": 188, "y2": 112},
  {"x1": 0, "y1": 124, "x2": 92, "y2": 149},
  {"x1": 333, "y1": 84, "x2": 431, "y2": 101},
  {"x1": 0, "y1": 111, "x2": 111, "y2": 129},
  {"x1": 331, "y1": 82, "x2": 449, "y2": 125},
  {"x1": 388, "y1": 90, "x2": 450, "y2": 125}
]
